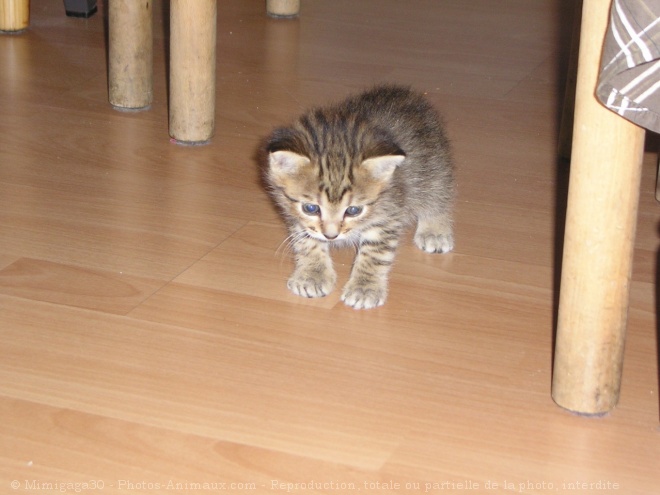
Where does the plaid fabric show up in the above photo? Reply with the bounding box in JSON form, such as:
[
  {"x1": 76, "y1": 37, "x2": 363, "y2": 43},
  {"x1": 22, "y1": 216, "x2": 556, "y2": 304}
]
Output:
[{"x1": 597, "y1": 0, "x2": 660, "y2": 133}]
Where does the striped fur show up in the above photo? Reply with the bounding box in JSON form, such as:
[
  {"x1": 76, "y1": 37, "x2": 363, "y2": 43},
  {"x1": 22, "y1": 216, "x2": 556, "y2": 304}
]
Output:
[{"x1": 265, "y1": 85, "x2": 455, "y2": 309}]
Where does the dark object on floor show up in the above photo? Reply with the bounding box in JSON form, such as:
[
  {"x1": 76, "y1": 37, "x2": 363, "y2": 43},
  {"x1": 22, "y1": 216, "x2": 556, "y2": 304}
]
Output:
[{"x1": 64, "y1": 0, "x2": 98, "y2": 18}]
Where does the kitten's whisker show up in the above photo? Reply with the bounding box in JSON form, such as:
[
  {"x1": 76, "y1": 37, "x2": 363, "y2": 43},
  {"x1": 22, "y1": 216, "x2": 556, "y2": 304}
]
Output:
[
  {"x1": 275, "y1": 229, "x2": 308, "y2": 266},
  {"x1": 274, "y1": 238, "x2": 290, "y2": 259},
  {"x1": 275, "y1": 232, "x2": 297, "y2": 258}
]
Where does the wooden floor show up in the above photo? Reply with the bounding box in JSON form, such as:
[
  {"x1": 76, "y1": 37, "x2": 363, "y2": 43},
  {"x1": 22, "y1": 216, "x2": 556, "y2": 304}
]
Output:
[{"x1": 1, "y1": 1, "x2": 658, "y2": 493}]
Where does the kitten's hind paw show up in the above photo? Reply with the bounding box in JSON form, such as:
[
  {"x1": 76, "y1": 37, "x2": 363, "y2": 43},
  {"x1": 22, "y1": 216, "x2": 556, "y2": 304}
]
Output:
[
  {"x1": 414, "y1": 217, "x2": 454, "y2": 254},
  {"x1": 287, "y1": 269, "x2": 336, "y2": 298},
  {"x1": 341, "y1": 283, "x2": 387, "y2": 310},
  {"x1": 414, "y1": 231, "x2": 454, "y2": 253}
]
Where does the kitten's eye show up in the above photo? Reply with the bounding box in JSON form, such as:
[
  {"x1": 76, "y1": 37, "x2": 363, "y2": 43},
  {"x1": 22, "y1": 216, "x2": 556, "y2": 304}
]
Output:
[
  {"x1": 344, "y1": 206, "x2": 363, "y2": 217},
  {"x1": 302, "y1": 203, "x2": 320, "y2": 215}
]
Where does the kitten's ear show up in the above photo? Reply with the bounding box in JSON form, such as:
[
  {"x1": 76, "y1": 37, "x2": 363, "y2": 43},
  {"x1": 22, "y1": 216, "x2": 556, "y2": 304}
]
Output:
[
  {"x1": 361, "y1": 155, "x2": 406, "y2": 181},
  {"x1": 268, "y1": 150, "x2": 311, "y2": 175}
]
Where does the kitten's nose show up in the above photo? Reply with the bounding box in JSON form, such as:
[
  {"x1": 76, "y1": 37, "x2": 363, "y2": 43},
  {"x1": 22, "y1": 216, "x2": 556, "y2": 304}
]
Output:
[{"x1": 322, "y1": 223, "x2": 340, "y2": 240}]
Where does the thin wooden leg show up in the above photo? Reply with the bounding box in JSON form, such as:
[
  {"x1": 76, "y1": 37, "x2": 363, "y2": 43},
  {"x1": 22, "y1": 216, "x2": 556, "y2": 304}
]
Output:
[
  {"x1": 552, "y1": 0, "x2": 645, "y2": 415},
  {"x1": 267, "y1": 0, "x2": 300, "y2": 18},
  {"x1": 108, "y1": 0, "x2": 153, "y2": 110},
  {"x1": 169, "y1": 0, "x2": 217, "y2": 144},
  {"x1": 0, "y1": 0, "x2": 29, "y2": 33}
]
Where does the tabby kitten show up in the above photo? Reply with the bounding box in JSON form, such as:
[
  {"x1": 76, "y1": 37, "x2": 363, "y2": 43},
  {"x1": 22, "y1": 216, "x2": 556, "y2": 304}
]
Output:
[{"x1": 265, "y1": 85, "x2": 455, "y2": 309}]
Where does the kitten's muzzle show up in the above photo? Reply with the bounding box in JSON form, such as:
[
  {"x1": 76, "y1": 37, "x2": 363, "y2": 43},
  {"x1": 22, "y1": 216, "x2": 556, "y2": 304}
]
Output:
[{"x1": 321, "y1": 221, "x2": 341, "y2": 241}]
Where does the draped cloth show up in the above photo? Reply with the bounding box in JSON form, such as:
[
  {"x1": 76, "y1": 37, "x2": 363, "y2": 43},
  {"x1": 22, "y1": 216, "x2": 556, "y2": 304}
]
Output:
[{"x1": 597, "y1": 0, "x2": 660, "y2": 133}]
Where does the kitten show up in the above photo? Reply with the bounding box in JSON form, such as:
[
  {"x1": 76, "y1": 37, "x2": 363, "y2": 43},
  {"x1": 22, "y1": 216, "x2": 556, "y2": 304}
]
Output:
[{"x1": 264, "y1": 85, "x2": 455, "y2": 309}]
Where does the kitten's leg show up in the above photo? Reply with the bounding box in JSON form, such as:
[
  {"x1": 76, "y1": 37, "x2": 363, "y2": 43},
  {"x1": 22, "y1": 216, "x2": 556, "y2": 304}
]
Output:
[
  {"x1": 414, "y1": 213, "x2": 454, "y2": 254},
  {"x1": 287, "y1": 235, "x2": 336, "y2": 298},
  {"x1": 341, "y1": 227, "x2": 399, "y2": 309}
]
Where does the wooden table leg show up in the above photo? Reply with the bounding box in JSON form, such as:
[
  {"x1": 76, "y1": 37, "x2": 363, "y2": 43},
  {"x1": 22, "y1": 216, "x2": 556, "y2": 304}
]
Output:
[
  {"x1": 0, "y1": 0, "x2": 29, "y2": 33},
  {"x1": 169, "y1": 0, "x2": 217, "y2": 144},
  {"x1": 552, "y1": 0, "x2": 645, "y2": 415},
  {"x1": 267, "y1": 0, "x2": 300, "y2": 18},
  {"x1": 108, "y1": 0, "x2": 153, "y2": 110}
]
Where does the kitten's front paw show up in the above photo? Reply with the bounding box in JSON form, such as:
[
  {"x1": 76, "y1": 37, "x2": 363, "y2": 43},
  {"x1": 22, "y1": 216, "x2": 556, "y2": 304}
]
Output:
[
  {"x1": 341, "y1": 281, "x2": 387, "y2": 310},
  {"x1": 414, "y1": 231, "x2": 454, "y2": 254},
  {"x1": 287, "y1": 268, "x2": 336, "y2": 298}
]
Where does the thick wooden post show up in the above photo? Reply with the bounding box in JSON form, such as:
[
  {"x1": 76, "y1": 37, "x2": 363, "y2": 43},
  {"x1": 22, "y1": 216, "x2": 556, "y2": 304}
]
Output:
[
  {"x1": 169, "y1": 0, "x2": 217, "y2": 144},
  {"x1": 108, "y1": 0, "x2": 153, "y2": 110},
  {"x1": 552, "y1": 0, "x2": 645, "y2": 415},
  {"x1": 0, "y1": 0, "x2": 29, "y2": 33},
  {"x1": 266, "y1": 0, "x2": 300, "y2": 18}
]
